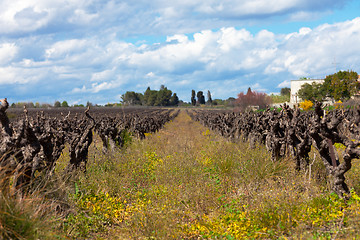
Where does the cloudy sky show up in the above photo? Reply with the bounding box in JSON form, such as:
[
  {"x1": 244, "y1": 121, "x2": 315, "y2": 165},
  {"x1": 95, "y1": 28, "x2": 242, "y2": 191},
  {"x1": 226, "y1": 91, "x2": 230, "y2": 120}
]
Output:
[{"x1": 1, "y1": 0, "x2": 360, "y2": 104}]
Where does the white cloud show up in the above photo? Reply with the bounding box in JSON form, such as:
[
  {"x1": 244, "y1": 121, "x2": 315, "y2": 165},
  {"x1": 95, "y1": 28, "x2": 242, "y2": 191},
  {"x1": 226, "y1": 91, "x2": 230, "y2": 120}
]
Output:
[
  {"x1": 128, "y1": 32, "x2": 210, "y2": 72},
  {"x1": 277, "y1": 80, "x2": 291, "y2": 88},
  {"x1": 166, "y1": 34, "x2": 188, "y2": 43},
  {"x1": 90, "y1": 79, "x2": 125, "y2": 93},
  {"x1": 267, "y1": 17, "x2": 360, "y2": 78},
  {"x1": 68, "y1": 9, "x2": 98, "y2": 25},
  {"x1": 0, "y1": 0, "x2": 350, "y2": 37},
  {"x1": 0, "y1": 66, "x2": 44, "y2": 84},
  {"x1": 299, "y1": 27, "x2": 312, "y2": 35},
  {"x1": 45, "y1": 39, "x2": 88, "y2": 59},
  {"x1": 0, "y1": 0, "x2": 54, "y2": 34},
  {"x1": 289, "y1": 11, "x2": 327, "y2": 22},
  {"x1": 0, "y1": 0, "x2": 99, "y2": 34},
  {"x1": 0, "y1": 43, "x2": 18, "y2": 65},
  {"x1": 91, "y1": 82, "x2": 113, "y2": 93},
  {"x1": 146, "y1": 72, "x2": 155, "y2": 78},
  {"x1": 0, "y1": 67, "x2": 17, "y2": 84},
  {"x1": 218, "y1": 27, "x2": 252, "y2": 52},
  {"x1": 71, "y1": 85, "x2": 87, "y2": 93},
  {"x1": 156, "y1": 0, "x2": 347, "y2": 19},
  {"x1": 91, "y1": 68, "x2": 116, "y2": 82}
]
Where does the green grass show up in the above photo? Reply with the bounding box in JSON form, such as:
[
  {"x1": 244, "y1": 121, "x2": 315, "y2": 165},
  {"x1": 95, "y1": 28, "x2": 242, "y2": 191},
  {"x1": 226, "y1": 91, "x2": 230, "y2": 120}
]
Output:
[{"x1": 270, "y1": 94, "x2": 290, "y2": 104}]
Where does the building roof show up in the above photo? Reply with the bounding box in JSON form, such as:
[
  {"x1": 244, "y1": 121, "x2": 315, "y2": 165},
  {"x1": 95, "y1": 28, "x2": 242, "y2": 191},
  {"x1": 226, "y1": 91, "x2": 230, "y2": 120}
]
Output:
[{"x1": 290, "y1": 79, "x2": 324, "y2": 82}]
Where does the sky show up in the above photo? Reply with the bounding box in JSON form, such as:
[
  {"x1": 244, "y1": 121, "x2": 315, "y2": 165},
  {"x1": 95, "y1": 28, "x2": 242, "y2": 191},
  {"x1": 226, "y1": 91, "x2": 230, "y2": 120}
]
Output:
[{"x1": 1, "y1": 0, "x2": 360, "y2": 105}]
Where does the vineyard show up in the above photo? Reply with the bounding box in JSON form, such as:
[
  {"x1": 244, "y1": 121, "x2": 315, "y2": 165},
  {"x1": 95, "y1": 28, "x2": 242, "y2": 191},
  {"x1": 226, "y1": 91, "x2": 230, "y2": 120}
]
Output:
[
  {"x1": 1, "y1": 98, "x2": 360, "y2": 239},
  {"x1": 1, "y1": 98, "x2": 178, "y2": 192},
  {"x1": 188, "y1": 103, "x2": 360, "y2": 198}
]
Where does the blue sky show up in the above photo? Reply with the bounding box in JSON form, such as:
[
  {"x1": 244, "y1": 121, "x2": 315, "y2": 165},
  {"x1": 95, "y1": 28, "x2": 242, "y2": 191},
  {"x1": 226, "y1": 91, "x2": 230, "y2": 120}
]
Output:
[{"x1": 1, "y1": 0, "x2": 360, "y2": 104}]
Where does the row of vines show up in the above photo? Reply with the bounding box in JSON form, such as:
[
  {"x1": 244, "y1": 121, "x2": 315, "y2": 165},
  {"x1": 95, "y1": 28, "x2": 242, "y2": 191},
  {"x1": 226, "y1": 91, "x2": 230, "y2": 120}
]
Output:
[
  {"x1": 188, "y1": 103, "x2": 360, "y2": 198},
  {"x1": 0, "y1": 98, "x2": 179, "y2": 194}
]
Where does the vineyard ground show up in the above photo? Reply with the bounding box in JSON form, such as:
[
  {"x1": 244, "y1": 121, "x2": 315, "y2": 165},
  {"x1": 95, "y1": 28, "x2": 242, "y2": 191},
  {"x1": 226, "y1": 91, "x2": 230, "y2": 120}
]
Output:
[{"x1": 2, "y1": 110, "x2": 360, "y2": 239}]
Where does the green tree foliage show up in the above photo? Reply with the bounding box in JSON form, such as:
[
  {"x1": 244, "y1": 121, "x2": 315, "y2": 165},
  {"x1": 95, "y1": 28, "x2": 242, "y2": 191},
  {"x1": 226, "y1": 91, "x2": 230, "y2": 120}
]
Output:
[
  {"x1": 143, "y1": 87, "x2": 153, "y2": 106},
  {"x1": 225, "y1": 97, "x2": 236, "y2": 107},
  {"x1": 61, "y1": 101, "x2": 69, "y2": 107},
  {"x1": 297, "y1": 71, "x2": 359, "y2": 102},
  {"x1": 297, "y1": 82, "x2": 326, "y2": 102},
  {"x1": 197, "y1": 91, "x2": 205, "y2": 105},
  {"x1": 143, "y1": 87, "x2": 151, "y2": 105},
  {"x1": 323, "y1": 70, "x2": 359, "y2": 101},
  {"x1": 142, "y1": 86, "x2": 178, "y2": 106},
  {"x1": 236, "y1": 87, "x2": 271, "y2": 111},
  {"x1": 207, "y1": 90, "x2": 213, "y2": 105},
  {"x1": 73, "y1": 104, "x2": 85, "y2": 107},
  {"x1": 144, "y1": 87, "x2": 158, "y2": 106},
  {"x1": 191, "y1": 90, "x2": 196, "y2": 106},
  {"x1": 280, "y1": 87, "x2": 291, "y2": 97},
  {"x1": 148, "y1": 92, "x2": 157, "y2": 106},
  {"x1": 121, "y1": 91, "x2": 143, "y2": 106},
  {"x1": 212, "y1": 99, "x2": 224, "y2": 106},
  {"x1": 155, "y1": 87, "x2": 172, "y2": 106},
  {"x1": 54, "y1": 101, "x2": 61, "y2": 108},
  {"x1": 170, "y1": 93, "x2": 179, "y2": 106},
  {"x1": 10, "y1": 102, "x2": 36, "y2": 108},
  {"x1": 269, "y1": 87, "x2": 290, "y2": 104}
]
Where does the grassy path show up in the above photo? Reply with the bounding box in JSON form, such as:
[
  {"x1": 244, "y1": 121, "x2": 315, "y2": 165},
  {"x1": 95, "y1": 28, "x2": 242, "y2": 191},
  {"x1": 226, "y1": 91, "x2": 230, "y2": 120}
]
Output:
[
  {"x1": 86, "y1": 110, "x2": 245, "y2": 238},
  {"x1": 69, "y1": 110, "x2": 360, "y2": 239}
]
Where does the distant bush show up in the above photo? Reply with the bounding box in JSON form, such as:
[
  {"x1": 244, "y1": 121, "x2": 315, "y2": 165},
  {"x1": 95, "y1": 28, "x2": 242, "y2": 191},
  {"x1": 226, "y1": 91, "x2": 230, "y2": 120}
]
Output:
[{"x1": 235, "y1": 87, "x2": 271, "y2": 111}]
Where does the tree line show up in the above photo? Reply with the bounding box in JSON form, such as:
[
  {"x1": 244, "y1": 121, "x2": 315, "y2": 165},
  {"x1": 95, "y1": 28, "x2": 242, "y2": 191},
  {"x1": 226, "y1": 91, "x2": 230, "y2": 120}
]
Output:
[
  {"x1": 190, "y1": 88, "x2": 290, "y2": 110},
  {"x1": 190, "y1": 90, "x2": 213, "y2": 106},
  {"x1": 9, "y1": 101, "x2": 95, "y2": 108},
  {"x1": 121, "y1": 85, "x2": 179, "y2": 106}
]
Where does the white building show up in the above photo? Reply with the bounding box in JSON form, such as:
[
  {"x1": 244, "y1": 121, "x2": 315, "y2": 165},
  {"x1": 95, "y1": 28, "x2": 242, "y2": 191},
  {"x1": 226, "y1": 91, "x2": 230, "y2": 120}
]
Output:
[
  {"x1": 352, "y1": 75, "x2": 360, "y2": 99},
  {"x1": 290, "y1": 79, "x2": 324, "y2": 104}
]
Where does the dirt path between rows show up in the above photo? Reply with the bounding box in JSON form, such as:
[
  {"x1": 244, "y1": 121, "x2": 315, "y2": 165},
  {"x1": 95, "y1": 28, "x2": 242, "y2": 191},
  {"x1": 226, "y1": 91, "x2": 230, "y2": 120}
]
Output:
[{"x1": 97, "y1": 110, "x2": 242, "y2": 239}]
